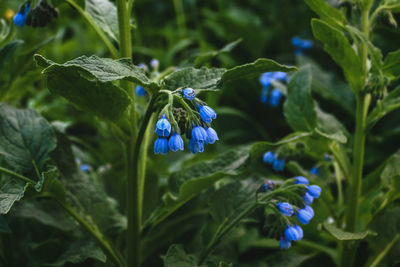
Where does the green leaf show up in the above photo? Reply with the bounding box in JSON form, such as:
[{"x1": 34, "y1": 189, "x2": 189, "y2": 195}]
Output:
[
  {"x1": 367, "y1": 86, "x2": 400, "y2": 130},
  {"x1": 315, "y1": 105, "x2": 348, "y2": 143},
  {"x1": 380, "y1": 149, "x2": 400, "y2": 201},
  {"x1": 85, "y1": 0, "x2": 119, "y2": 43},
  {"x1": 221, "y1": 58, "x2": 297, "y2": 85},
  {"x1": 193, "y1": 39, "x2": 242, "y2": 67},
  {"x1": 311, "y1": 19, "x2": 365, "y2": 92},
  {"x1": 163, "y1": 244, "x2": 197, "y2": 267},
  {"x1": 0, "y1": 40, "x2": 23, "y2": 72},
  {"x1": 264, "y1": 251, "x2": 314, "y2": 267},
  {"x1": 0, "y1": 215, "x2": 10, "y2": 233},
  {"x1": 162, "y1": 67, "x2": 226, "y2": 91},
  {"x1": 383, "y1": 49, "x2": 400, "y2": 80},
  {"x1": 0, "y1": 173, "x2": 27, "y2": 214},
  {"x1": 323, "y1": 222, "x2": 373, "y2": 240},
  {"x1": 305, "y1": 0, "x2": 346, "y2": 28},
  {"x1": 283, "y1": 66, "x2": 317, "y2": 132},
  {"x1": 0, "y1": 103, "x2": 57, "y2": 174}
]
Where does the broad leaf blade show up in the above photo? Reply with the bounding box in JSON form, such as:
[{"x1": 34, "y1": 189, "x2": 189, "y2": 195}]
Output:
[
  {"x1": 0, "y1": 174, "x2": 27, "y2": 214},
  {"x1": 367, "y1": 86, "x2": 400, "y2": 130},
  {"x1": 383, "y1": 50, "x2": 400, "y2": 80},
  {"x1": 305, "y1": 0, "x2": 346, "y2": 28},
  {"x1": 323, "y1": 222, "x2": 372, "y2": 240},
  {"x1": 85, "y1": 0, "x2": 119, "y2": 43}
]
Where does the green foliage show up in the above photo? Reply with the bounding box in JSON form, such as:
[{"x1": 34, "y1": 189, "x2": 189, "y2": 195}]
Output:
[
  {"x1": 304, "y1": 0, "x2": 346, "y2": 28},
  {"x1": 85, "y1": 0, "x2": 119, "y2": 43},
  {"x1": 367, "y1": 86, "x2": 400, "y2": 130},
  {"x1": 323, "y1": 222, "x2": 373, "y2": 240}
]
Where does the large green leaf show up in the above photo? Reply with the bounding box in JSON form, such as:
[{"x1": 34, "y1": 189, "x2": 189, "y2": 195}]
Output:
[
  {"x1": 163, "y1": 244, "x2": 197, "y2": 267},
  {"x1": 0, "y1": 40, "x2": 23, "y2": 72},
  {"x1": 221, "y1": 58, "x2": 297, "y2": 85},
  {"x1": 85, "y1": 0, "x2": 119, "y2": 43},
  {"x1": 0, "y1": 174, "x2": 28, "y2": 214},
  {"x1": 315, "y1": 105, "x2": 348, "y2": 143},
  {"x1": 311, "y1": 19, "x2": 365, "y2": 92},
  {"x1": 0, "y1": 103, "x2": 56, "y2": 174},
  {"x1": 305, "y1": 0, "x2": 346, "y2": 28},
  {"x1": 283, "y1": 66, "x2": 317, "y2": 132},
  {"x1": 383, "y1": 49, "x2": 400, "y2": 80},
  {"x1": 323, "y1": 222, "x2": 373, "y2": 240},
  {"x1": 367, "y1": 86, "x2": 400, "y2": 130}
]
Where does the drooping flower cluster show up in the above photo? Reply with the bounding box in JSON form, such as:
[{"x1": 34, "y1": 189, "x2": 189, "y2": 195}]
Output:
[
  {"x1": 13, "y1": 1, "x2": 31, "y2": 27},
  {"x1": 263, "y1": 150, "x2": 285, "y2": 172},
  {"x1": 291, "y1": 36, "x2": 313, "y2": 56},
  {"x1": 14, "y1": 0, "x2": 58, "y2": 28},
  {"x1": 154, "y1": 88, "x2": 219, "y2": 155},
  {"x1": 259, "y1": 72, "x2": 288, "y2": 106}
]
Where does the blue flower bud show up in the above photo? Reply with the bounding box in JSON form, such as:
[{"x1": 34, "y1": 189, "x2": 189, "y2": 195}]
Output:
[
  {"x1": 310, "y1": 166, "x2": 319, "y2": 176},
  {"x1": 277, "y1": 202, "x2": 294, "y2": 217},
  {"x1": 80, "y1": 164, "x2": 90, "y2": 173},
  {"x1": 304, "y1": 205, "x2": 314, "y2": 217},
  {"x1": 205, "y1": 127, "x2": 219, "y2": 144},
  {"x1": 188, "y1": 139, "x2": 204, "y2": 154},
  {"x1": 273, "y1": 159, "x2": 285, "y2": 172},
  {"x1": 182, "y1": 88, "x2": 196, "y2": 101},
  {"x1": 270, "y1": 72, "x2": 288, "y2": 82},
  {"x1": 269, "y1": 88, "x2": 282, "y2": 107},
  {"x1": 307, "y1": 185, "x2": 321, "y2": 198},
  {"x1": 303, "y1": 192, "x2": 314, "y2": 205},
  {"x1": 279, "y1": 237, "x2": 291, "y2": 250},
  {"x1": 154, "y1": 137, "x2": 169, "y2": 155},
  {"x1": 191, "y1": 126, "x2": 207, "y2": 142},
  {"x1": 324, "y1": 154, "x2": 331, "y2": 162},
  {"x1": 259, "y1": 72, "x2": 273, "y2": 88},
  {"x1": 284, "y1": 226, "x2": 300, "y2": 242},
  {"x1": 291, "y1": 36, "x2": 313, "y2": 50},
  {"x1": 260, "y1": 87, "x2": 269, "y2": 103},
  {"x1": 294, "y1": 225, "x2": 303, "y2": 240},
  {"x1": 297, "y1": 207, "x2": 314, "y2": 224},
  {"x1": 259, "y1": 180, "x2": 274, "y2": 192},
  {"x1": 150, "y1": 59, "x2": 159, "y2": 69},
  {"x1": 263, "y1": 151, "x2": 275, "y2": 164},
  {"x1": 155, "y1": 115, "x2": 171, "y2": 137},
  {"x1": 135, "y1": 85, "x2": 146, "y2": 96},
  {"x1": 13, "y1": 3, "x2": 30, "y2": 27},
  {"x1": 295, "y1": 176, "x2": 309, "y2": 185},
  {"x1": 198, "y1": 105, "x2": 216, "y2": 124},
  {"x1": 168, "y1": 134, "x2": 184, "y2": 152},
  {"x1": 138, "y1": 63, "x2": 147, "y2": 70}
]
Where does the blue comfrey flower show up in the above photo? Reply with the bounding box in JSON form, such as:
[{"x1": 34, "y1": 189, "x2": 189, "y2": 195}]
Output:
[
  {"x1": 150, "y1": 59, "x2": 159, "y2": 69},
  {"x1": 273, "y1": 159, "x2": 285, "y2": 172},
  {"x1": 263, "y1": 151, "x2": 275, "y2": 164},
  {"x1": 284, "y1": 226, "x2": 300, "y2": 242},
  {"x1": 155, "y1": 115, "x2": 171, "y2": 137},
  {"x1": 14, "y1": 2, "x2": 30, "y2": 27},
  {"x1": 259, "y1": 72, "x2": 273, "y2": 88},
  {"x1": 80, "y1": 164, "x2": 90, "y2": 173},
  {"x1": 277, "y1": 202, "x2": 294, "y2": 217},
  {"x1": 198, "y1": 105, "x2": 216, "y2": 124},
  {"x1": 260, "y1": 87, "x2": 269, "y2": 103},
  {"x1": 192, "y1": 125, "x2": 207, "y2": 142},
  {"x1": 188, "y1": 139, "x2": 204, "y2": 154},
  {"x1": 168, "y1": 134, "x2": 184, "y2": 152},
  {"x1": 310, "y1": 166, "x2": 319, "y2": 176},
  {"x1": 297, "y1": 207, "x2": 314, "y2": 224},
  {"x1": 292, "y1": 36, "x2": 313, "y2": 55},
  {"x1": 304, "y1": 205, "x2": 314, "y2": 217},
  {"x1": 259, "y1": 180, "x2": 274, "y2": 192},
  {"x1": 269, "y1": 88, "x2": 282, "y2": 107},
  {"x1": 182, "y1": 88, "x2": 196, "y2": 101},
  {"x1": 295, "y1": 176, "x2": 309, "y2": 185},
  {"x1": 279, "y1": 237, "x2": 291, "y2": 250},
  {"x1": 136, "y1": 85, "x2": 146, "y2": 96},
  {"x1": 154, "y1": 137, "x2": 169, "y2": 155},
  {"x1": 303, "y1": 192, "x2": 314, "y2": 205},
  {"x1": 138, "y1": 63, "x2": 147, "y2": 70},
  {"x1": 324, "y1": 153, "x2": 331, "y2": 162},
  {"x1": 294, "y1": 225, "x2": 303, "y2": 240},
  {"x1": 205, "y1": 127, "x2": 219, "y2": 144},
  {"x1": 307, "y1": 185, "x2": 321, "y2": 198},
  {"x1": 271, "y1": 72, "x2": 288, "y2": 82}
]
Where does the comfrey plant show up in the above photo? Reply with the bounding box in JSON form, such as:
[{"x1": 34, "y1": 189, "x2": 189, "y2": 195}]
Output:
[{"x1": 259, "y1": 71, "x2": 288, "y2": 106}]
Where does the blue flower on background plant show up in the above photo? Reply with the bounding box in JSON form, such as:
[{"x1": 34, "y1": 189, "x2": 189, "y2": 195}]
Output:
[
  {"x1": 205, "y1": 127, "x2": 219, "y2": 144},
  {"x1": 182, "y1": 88, "x2": 196, "y2": 101},
  {"x1": 260, "y1": 87, "x2": 269, "y2": 104},
  {"x1": 259, "y1": 72, "x2": 288, "y2": 105},
  {"x1": 192, "y1": 125, "x2": 207, "y2": 142},
  {"x1": 136, "y1": 85, "x2": 146, "y2": 96},
  {"x1": 259, "y1": 180, "x2": 274, "y2": 192},
  {"x1": 303, "y1": 192, "x2": 314, "y2": 205},
  {"x1": 269, "y1": 88, "x2": 282, "y2": 107},
  {"x1": 138, "y1": 63, "x2": 148, "y2": 71},
  {"x1": 297, "y1": 207, "x2": 314, "y2": 224},
  {"x1": 292, "y1": 36, "x2": 313, "y2": 55},
  {"x1": 273, "y1": 159, "x2": 285, "y2": 172},
  {"x1": 324, "y1": 153, "x2": 331, "y2": 162},
  {"x1": 277, "y1": 202, "x2": 294, "y2": 216},
  {"x1": 295, "y1": 176, "x2": 309, "y2": 185},
  {"x1": 198, "y1": 105, "x2": 216, "y2": 124},
  {"x1": 263, "y1": 151, "x2": 275, "y2": 164},
  {"x1": 155, "y1": 115, "x2": 171, "y2": 137},
  {"x1": 188, "y1": 138, "x2": 204, "y2": 154},
  {"x1": 259, "y1": 72, "x2": 273, "y2": 88},
  {"x1": 13, "y1": 2, "x2": 30, "y2": 27},
  {"x1": 150, "y1": 58, "x2": 159, "y2": 70},
  {"x1": 307, "y1": 185, "x2": 321, "y2": 198},
  {"x1": 154, "y1": 137, "x2": 169, "y2": 155},
  {"x1": 284, "y1": 226, "x2": 300, "y2": 242},
  {"x1": 80, "y1": 164, "x2": 90, "y2": 173},
  {"x1": 279, "y1": 237, "x2": 291, "y2": 250},
  {"x1": 168, "y1": 134, "x2": 184, "y2": 152},
  {"x1": 310, "y1": 166, "x2": 319, "y2": 176}
]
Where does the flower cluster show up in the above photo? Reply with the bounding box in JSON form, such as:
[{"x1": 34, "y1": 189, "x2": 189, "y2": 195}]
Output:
[
  {"x1": 136, "y1": 59, "x2": 161, "y2": 97},
  {"x1": 13, "y1": 1, "x2": 30, "y2": 27},
  {"x1": 259, "y1": 72, "x2": 288, "y2": 106},
  {"x1": 291, "y1": 36, "x2": 313, "y2": 56},
  {"x1": 14, "y1": 0, "x2": 58, "y2": 28},
  {"x1": 154, "y1": 88, "x2": 218, "y2": 155},
  {"x1": 263, "y1": 151, "x2": 285, "y2": 172}
]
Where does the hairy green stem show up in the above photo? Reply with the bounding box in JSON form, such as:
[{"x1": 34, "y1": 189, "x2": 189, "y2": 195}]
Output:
[
  {"x1": 0, "y1": 166, "x2": 35, "y2": 184},
  {"x1": 65, "y1": 0, "x2": 118, "y2": 58},
  {"x1": 57, "y1": 200, "x2": 125, "y2": 267}
]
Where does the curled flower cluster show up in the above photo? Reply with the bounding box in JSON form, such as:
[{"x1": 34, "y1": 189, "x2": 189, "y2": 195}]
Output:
[
  {"x1": 154, "y1": 88, "x2": 218, "y2": 155},
  {"x1": 14, "y1": 0, "x2": 58, "y2": 28},
  {"x1": 259, "y1": 72, "x2": 288, "y2": 107},
  {"x1": 13, "y1": 1, "x2": 30, "y2": 27},
  {"x1": 291, "y1": 36, "x2": 313, "y2": 56},
  {"x1": 263, "y1": 151, "x2": 285, "y2": 172}
]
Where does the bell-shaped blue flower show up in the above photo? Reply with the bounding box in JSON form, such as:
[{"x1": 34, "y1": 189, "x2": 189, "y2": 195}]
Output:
[
  {"x1": 80, "y1": 164, "x2": 91, "y2": 173},
  {"x1": 284, "y1": 226, "x2": 300, "y2": 242},
  {"x1": 182, "y1": 88, "x2": 196, "y2": 101},
  {"x1": 297, "y1": 207, "x2": 314, "y2": 224},
  {"x1": 263, "y1": 151, "x2": 275, "y2": 164},
  {"x1": 14, "y1": 3, "x2": 30, "y2": 27},
  {"x1": 168, "y1": 134, "x2": 184, "y2": 152},
  {"x1": 303, "y1": 192, "x2": 314, "y2": 205},
  {"x1": 307, "y1": 185, "x2": 321, "y2": 198},
  {"x1": 205, "y1": 127, "x2": 219, "y2": 144},
  {"x1": 304, "y1": 205, "x2": 314, "y2": 217},
  {"x1": 292, "y1": 36, "x2": 313, "y2": 55},
  {"x1": 310, "y1": 166, "x2": 319, "y2": 176},
  {"x1": 279, "y1": 237, "x2": 291, "y2": 250},
  {"x1": 269, "y1": 89, "x2": 282, "y2": 107},
  {"x1": 271, "y1": 72, "x2": 288, "y2": 82},
  {"x1": 136, "y1": 85, "x2": 146, "y2": 96},
  {"x1": 150, "y1": 58, "x2": 159, "y2": 69},
  {"x1": 273, "y1": 159, "x2": 285, "y2": 172},
  {"x1": 260, "y1": 87, "x2": 269, "y2": 104},
  {"x1": 294, "y1": 225, "x2": 303, "y2": 240},
  {"x1": 198, "y1": 105, "x2": 217, "y2": 124},
  {"x1": 154, "y1": 137, "x2": 169, "y2": 155},
  {"x1": 188, "y1": 139, "x2": 204, "y2": 154},
  {"x1": 259, "y1": 180, "x2": 274, "y2": 192},
  {"x1": 155, "y1": 115, "x2": 171, "y2": 137},
  {"x1": 277, "y1": 202, "x2": 294, "y2": 217},
  {"x1": 192, "y1": 125, "x2": 207, "y2": 142},
  {"x1": 259, "y1": 72, "x2": 273, "y2": 88},
  {"x1": 295, "y1": 176, "x2": 309, "y2": 185}
]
